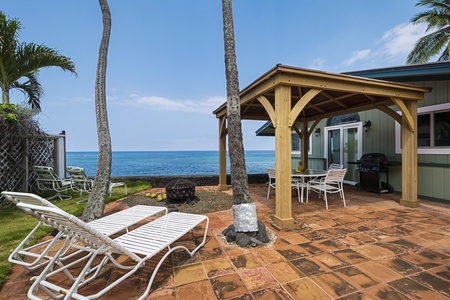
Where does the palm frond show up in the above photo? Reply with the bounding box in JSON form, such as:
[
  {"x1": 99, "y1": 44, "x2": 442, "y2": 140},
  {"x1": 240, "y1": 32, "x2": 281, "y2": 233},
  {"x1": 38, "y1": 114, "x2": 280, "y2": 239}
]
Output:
[
  {"x1": 0, "y1": 11, "x2": 77, "y2": 110},
  {"x1": 12, "y1": 72, "x2": 43, "y2": 111},
  {"x1": 16, "y1": 43, "x2": 77, "y2": 76},
  {"x1": 407, "y1": 28, "x2": 449, "y2": 63},
  {"x1": 408, "y1": 0, "x2": 450, "y2": 63},
  {"x1": 438, "y1": 46, "x2": 450, "y2": 60}
]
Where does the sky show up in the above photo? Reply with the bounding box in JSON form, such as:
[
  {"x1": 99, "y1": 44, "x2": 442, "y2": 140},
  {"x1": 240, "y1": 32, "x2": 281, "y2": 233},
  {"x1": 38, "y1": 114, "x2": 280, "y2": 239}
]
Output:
[{"x1": 2, "y1": 0, "x2": 428, "y2": 151}]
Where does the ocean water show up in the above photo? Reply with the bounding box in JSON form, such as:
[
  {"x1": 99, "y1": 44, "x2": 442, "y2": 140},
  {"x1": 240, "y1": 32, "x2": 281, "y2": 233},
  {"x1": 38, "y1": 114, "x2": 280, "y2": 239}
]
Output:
[{"x1": 66, "y1": 151, "x2": 275, "y2": 177}]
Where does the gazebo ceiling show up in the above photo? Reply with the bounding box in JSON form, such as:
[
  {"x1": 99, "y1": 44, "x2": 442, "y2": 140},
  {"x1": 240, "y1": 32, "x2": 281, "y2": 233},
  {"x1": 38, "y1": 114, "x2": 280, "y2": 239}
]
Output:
[{"x1": 213, "y1": 64, "x2": 431, "y2": 123}]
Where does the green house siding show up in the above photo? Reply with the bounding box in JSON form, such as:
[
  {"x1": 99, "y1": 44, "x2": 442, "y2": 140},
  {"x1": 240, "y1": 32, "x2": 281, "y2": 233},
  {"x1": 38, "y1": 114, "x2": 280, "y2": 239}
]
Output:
[
  {"x1": 306, "y1": 79, "x2": 450, "y2": 203},
  {"x1": 358, "y1": 79, "x2": 449, "y2": 202}
]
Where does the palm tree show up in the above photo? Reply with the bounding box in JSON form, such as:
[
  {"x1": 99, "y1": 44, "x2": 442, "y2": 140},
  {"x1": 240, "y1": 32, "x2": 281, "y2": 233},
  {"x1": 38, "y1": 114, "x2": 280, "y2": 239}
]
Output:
[
  {"x1": 221, "y1": 0, "x2": 257, "y2": 232},
  {"x1": 0, "y1": 12, "x2": 76, "y2": 112},
  {"x1": 82, "y1": 0, "x2": 112, "y2": 222},
  {"x1": 407, "y1": 0, "x2": 450, "y2": 63}
]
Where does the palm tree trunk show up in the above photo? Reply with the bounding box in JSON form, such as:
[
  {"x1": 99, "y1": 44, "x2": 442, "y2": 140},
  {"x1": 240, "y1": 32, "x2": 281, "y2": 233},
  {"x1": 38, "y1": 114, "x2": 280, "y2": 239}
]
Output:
[
  {"x1": 222, "y1": 0, "x2": 257, "y2": 232},
  {"x1": 2, "y1": 88, "x2": 9, "y2": 105},
  {"x1": 82, "y1": 0, "x2": 112, "y2": 222}
]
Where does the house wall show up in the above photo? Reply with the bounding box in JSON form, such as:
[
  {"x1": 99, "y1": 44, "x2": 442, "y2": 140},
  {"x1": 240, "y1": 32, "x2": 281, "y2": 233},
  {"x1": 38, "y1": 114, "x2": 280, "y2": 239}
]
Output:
[
  {"x1": 305, "y1": 79, "x2": 450, "y2": 203},
  {"x1": 410, "y1": 79, "x2": 450, "y2": 202}
]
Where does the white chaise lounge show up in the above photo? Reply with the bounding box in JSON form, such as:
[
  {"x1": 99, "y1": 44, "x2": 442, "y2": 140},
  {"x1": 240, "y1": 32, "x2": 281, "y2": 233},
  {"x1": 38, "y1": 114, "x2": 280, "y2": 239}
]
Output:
[
  {"x1": 2, "y1": 191, "x2": 167, "y2": 272},
  {"x1": 15, "y1": 200, "x2": 209, "y2": 300}
]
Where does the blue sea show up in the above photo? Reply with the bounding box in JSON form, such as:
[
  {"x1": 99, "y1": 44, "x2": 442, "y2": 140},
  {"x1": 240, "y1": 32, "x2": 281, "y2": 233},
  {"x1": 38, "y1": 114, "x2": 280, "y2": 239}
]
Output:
[{"x1": 66, "y1": 151, "x2": 275, "y2": 177}]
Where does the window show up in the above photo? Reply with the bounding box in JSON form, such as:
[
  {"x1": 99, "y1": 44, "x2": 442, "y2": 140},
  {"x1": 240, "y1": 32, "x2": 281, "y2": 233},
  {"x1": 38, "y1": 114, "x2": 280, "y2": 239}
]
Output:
[
  {"x1": 396, "y1": 103, "x2": 450, "y2": 154},
  {"x1": 291, "y1": 131, "x2": 312, "y2": 154},
  {"x1": 435, "y1": 110, "x2": 450, "y2": 146}
]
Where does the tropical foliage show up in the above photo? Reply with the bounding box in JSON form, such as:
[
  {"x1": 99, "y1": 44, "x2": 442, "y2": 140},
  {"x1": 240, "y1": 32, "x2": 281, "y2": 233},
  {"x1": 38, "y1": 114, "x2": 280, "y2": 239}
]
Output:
[
  {"x1": 0, "y1": 103, "x2": 39, "y2": 134},
  {"x1": 0, "y1": 11, "x2": 76, "y2": 111},
  {"x1": 408, "y1": 0, "x2": 450, "y2": 63}
]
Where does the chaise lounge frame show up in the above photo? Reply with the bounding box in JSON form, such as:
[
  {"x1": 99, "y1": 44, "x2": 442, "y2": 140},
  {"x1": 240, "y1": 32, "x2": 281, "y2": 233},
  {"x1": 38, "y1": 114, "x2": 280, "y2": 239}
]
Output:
[
  {"x1": 34, "y1": 166, "x2": 74, "y2": 200},
  {"x1": 66, "y1": 166, "x2": 128, "y2": 202},
  {"x1": 2, "y1": 191, "x2": 167, "y2": 272},
  {"x1": 17, "y1": 201, "x2": 209, "y2": 300}
]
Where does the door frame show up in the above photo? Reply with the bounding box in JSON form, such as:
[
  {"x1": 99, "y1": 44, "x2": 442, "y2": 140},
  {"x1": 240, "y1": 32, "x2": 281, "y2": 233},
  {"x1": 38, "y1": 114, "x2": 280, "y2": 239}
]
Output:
[{"x1": 324, "y1": 122, "x2": 363, "y2": 185}]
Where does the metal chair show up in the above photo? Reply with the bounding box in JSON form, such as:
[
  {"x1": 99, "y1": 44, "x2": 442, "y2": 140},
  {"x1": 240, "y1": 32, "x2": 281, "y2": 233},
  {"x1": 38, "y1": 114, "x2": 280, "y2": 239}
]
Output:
[
  {"x1": 34, "y1": 166, "x2": 73, "y2": 200},
  {"x1": 328, "y1": 163, "x2": 344, "y2": 170},
  {"x1": 306, "y1": 168, "x2": 347, "y2": 209},
  {"x1": 266, "y1": 167, "x2": 301, "y2": 201}
]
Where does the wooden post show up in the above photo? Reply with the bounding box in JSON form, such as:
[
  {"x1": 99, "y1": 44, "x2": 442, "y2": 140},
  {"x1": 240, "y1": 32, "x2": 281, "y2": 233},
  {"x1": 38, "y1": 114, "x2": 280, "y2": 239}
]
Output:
[
  {"x1": 301, "y1": 120, "x2": 309, "y2": 170},
  {"x1": 273, "y1": 85, "x2": 294, "y2": 228},
  {"x1": 218, "y1": 117, "x2": 228, "y2": 191},
  {"x1": 400, "y1": 100, "x2": 419, "y2": 207}
]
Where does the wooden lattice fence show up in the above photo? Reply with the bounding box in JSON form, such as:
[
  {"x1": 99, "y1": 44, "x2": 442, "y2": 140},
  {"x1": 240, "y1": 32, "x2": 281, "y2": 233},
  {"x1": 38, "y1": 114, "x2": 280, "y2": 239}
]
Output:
[{"x1": 0, "y1": 134, "x2": 55, "y2": 207}]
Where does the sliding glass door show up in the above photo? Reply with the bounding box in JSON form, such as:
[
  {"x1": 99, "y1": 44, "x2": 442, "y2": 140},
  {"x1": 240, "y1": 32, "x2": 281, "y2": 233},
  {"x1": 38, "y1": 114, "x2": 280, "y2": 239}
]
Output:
[{"x1": 324, "y1": 123, "x2": 362, "y2": 184}]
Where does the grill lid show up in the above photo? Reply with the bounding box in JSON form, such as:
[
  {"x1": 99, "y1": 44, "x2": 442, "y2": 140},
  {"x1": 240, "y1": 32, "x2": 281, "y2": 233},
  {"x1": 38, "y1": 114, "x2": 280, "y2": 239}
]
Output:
[{"x1": 360, "y1": 153, "x2": 388, "y2": 164}]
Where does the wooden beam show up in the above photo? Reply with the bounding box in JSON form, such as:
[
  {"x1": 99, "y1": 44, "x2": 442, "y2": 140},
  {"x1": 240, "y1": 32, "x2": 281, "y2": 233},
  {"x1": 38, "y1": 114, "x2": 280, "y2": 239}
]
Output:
[
  {"x1": 377, "y1": 105, "x2": 402, "y2": 124},
  {"x1": 301, "y1": 120, "x2": 309, "y2": 169},
  {"x1": 400, "y1": 101, "x2": 419, "y2": 207},
  {"x1": 289, "y1": 88, "x2": 322, "y2": 126},
  {"x1": 218, "y1": 116, "x2": 228, "y2": 190},
  {"x1": 256, "y1": 95, "x2": 277, "y2": 127},
  {"x1": 219, "y1": 116, "x2": 227, "y2": 138},
  {"x1": 275, "y1": 73, "x2": 427, "y2": 100},
  {"x1": 302, "y1": 98, "x2": 394, "y2": 122},
  {"x1": 392, "y1": 97, "x2": 415, "y2": 132},
  {"x1": 320, "y1": 91, "x2": 349, "y2": 109},
  {"x1": 308, "y1": 119, "x2": 323, "y2": 137},
  {"x1": 292, "y1": 124, "x2": 302, "y2": 139},
  {"x1": 273, "y1": 85, "x2": 294, "y2": 229}
]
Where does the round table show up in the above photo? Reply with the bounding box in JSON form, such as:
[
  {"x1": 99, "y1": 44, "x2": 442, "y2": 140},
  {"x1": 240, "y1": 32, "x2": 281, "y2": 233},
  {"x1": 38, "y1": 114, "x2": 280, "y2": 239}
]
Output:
[{"x1": 292, "y1": 169, "x2": 328, "y2": 203}]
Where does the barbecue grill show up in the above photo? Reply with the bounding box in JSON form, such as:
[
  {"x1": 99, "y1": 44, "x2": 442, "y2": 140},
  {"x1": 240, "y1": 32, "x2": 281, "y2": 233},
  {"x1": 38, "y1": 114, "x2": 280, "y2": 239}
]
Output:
[{"x1": 356, "y1": 153, "x2": 394, "y2": 194}]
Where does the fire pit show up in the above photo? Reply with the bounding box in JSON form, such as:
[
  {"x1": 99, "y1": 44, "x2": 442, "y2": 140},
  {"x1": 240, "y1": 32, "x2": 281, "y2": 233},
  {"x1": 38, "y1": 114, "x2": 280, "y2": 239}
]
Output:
[{"x1": 165, "y1": 179, "x2": 196, "y2": 203}]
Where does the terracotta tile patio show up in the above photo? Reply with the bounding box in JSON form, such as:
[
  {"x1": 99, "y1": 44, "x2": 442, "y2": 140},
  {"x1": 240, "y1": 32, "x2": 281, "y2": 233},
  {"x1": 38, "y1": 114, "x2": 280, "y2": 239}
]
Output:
[{"x1": 1, "y1": 183, "x2": 450, "y2": 299}]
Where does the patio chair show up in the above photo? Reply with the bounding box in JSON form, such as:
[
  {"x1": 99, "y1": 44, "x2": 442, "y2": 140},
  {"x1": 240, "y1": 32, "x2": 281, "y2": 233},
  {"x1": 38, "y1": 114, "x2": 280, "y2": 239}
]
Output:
[
  {"x1": 18, "y1": 201, "x2": 208, "y2": 300},
  {"x1": 66, "y1": 166, "x2": 93, "y2": 196},
  {"x1": 306, "y1": 168, "x2": 347, "y2": 209},
  {"x1": 34, "y1": 166, "x2": 74, "y2": 200},
  {"x1": 266, "y1": 167, "x2": 301, "y2": 201},
  {"x1": 66, "y1": 166, "x2": 128, "y2": 202},
  {"x1": 2, "y1": 191, "x2": 167, "y2": 272},
  {"x1": 328, "y1": 163, "x2": 344, "y2": 170}
]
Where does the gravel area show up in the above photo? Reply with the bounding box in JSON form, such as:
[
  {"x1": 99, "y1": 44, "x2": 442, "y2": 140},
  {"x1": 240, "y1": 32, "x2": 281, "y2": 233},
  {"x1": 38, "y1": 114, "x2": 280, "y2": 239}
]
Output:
[{"x1": 121, "y1": 190, "x2": 233, "y2": 214}]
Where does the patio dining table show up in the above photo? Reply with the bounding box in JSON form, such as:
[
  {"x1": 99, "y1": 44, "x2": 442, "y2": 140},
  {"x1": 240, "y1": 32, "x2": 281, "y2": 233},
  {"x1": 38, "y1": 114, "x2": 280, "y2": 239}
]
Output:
[{"x1": 292, "y1": 169, "x2": 328, "y2": 203}]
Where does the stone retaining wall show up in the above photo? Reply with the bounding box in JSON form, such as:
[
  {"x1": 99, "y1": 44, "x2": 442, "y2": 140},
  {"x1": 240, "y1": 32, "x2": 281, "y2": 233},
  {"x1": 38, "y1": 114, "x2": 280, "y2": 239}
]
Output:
[
  {"x1": 113, "y1": 173, "x2": 268, "y2": 188},
  {"x1": 0, "y1": 174, "x2": 269, "y2": 208}
]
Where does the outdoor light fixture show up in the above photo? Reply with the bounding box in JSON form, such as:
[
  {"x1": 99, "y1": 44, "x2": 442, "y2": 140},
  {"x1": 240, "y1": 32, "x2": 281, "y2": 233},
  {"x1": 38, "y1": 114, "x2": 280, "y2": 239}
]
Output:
[
  {"x1": 314, "y1": 128, "x2": 321, "y2": 137},
  {"x1": 363, "y1": 120, "x2": 372, "y2": 132}
]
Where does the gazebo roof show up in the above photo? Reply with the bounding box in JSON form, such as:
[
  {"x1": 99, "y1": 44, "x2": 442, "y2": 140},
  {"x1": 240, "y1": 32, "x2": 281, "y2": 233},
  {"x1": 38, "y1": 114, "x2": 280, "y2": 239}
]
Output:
[
  {"x1": 213, "y1": 64, "x2": 433, "y2": 229},
  {"x1": 213, "y1": 64, "x2": 431, "y2": 123}
]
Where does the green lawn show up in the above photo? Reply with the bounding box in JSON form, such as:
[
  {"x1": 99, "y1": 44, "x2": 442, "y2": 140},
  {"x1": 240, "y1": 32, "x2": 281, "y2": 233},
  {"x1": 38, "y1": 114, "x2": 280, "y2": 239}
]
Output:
[{"x1": 0, "y1": 181, "x2": 151, "y2": 287}]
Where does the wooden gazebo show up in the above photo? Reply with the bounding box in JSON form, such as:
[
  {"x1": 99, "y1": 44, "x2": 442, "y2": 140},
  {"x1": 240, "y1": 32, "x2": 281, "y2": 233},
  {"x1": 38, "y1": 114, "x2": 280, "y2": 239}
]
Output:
[{"x1": 213, "y1": 64, "x2": 431, "y2": 229}]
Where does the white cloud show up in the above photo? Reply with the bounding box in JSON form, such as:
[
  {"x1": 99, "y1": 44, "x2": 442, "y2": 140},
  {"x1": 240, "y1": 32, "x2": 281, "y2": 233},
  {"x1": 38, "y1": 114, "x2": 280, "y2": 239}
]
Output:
[
  {"x1": 308, "y1": 58, "x2": 327, "y2": 70},
  {"x1": 127, "y1": 94, "x2": 226, "y2": 114},
  {"x1": 339, "y1": 22, "x2": 429, "y2": 69},
  {"x1": 377, "y1": 22, "x2": 428, "y2": 59},
  {"x1": 343, "y1": 49, "x2": 372, "y2": 66}
]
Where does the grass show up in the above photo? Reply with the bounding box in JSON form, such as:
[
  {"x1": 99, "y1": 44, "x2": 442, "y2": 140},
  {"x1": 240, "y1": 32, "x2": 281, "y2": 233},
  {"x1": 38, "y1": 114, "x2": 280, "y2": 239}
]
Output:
[{"x1": 0, "y1": 180, "x2": 151, "y2": 288}]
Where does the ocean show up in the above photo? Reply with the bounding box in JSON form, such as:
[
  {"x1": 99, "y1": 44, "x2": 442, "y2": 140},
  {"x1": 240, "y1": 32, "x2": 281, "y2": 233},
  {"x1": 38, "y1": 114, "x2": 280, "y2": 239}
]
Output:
[{"x1": 66, "y1": 151, "x2": 275, "y2": 177}]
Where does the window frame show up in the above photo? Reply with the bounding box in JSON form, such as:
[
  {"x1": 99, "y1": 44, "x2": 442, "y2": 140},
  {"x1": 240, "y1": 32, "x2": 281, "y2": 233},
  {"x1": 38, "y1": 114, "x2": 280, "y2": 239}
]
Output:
[{"x1": 395, "y1": 103, "x2": 450, "y2": 155}]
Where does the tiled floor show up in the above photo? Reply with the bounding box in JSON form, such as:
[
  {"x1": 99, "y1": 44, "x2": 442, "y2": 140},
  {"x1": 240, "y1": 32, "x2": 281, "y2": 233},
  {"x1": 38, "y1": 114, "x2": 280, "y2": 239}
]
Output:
[{"x1": 1, "y1": 184, "x2": 450, "y2": 299}]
